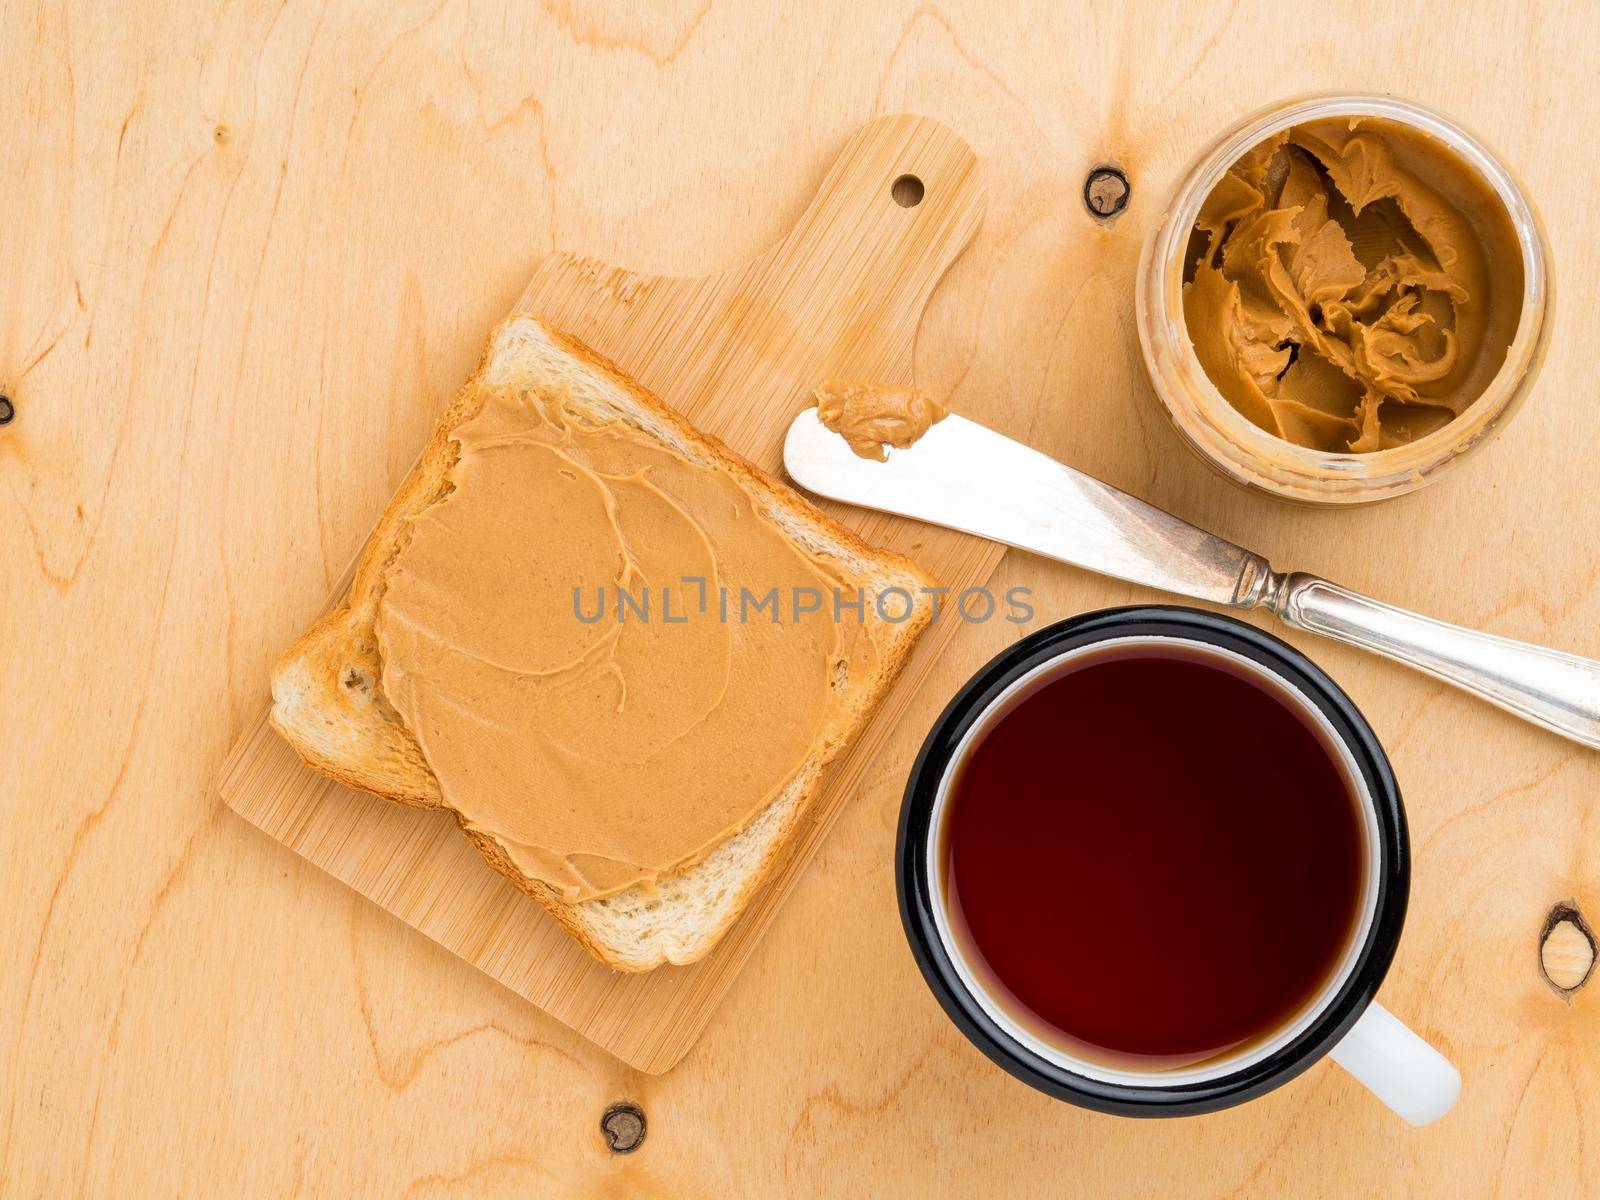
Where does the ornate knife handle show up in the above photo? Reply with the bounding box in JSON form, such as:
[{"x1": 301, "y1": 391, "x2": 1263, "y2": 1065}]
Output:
[{"x1": 1258, "y1": 571, "x2": 1600, "y2": 751}]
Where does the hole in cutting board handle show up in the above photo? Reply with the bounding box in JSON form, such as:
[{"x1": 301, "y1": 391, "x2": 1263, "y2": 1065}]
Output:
[{"x1": 891, "y1": 174, "x2": 924, "y2": 208}]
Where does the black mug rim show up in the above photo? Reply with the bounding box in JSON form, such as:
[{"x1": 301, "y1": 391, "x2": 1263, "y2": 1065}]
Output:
[{"x1": 896, "y1": 605, "x2": 1409, "y2": 1118}]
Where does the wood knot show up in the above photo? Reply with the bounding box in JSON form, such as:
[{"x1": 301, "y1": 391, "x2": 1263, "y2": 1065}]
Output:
[
  {"x1": 0, "y1": 394, "x2": 13, "y2": 425},
  {"x1": 600, "y1": 1101, "x2": 646, "y2": 1154},
  {"x1": 1539, "y1": 902, "x2": 1595, "y2": 998},
  {"x1": 1083, "y1": 165, "x2": 1130, "y2": 221}
]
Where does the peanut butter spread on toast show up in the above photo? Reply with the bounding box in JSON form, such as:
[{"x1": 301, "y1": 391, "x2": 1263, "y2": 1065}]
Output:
[
  {"x1": 1184, "y1": 117, "x2": 1523, "y2": 452},
  {"x1": 375, "y1": 384, "x2": 884, "y2": 903}
]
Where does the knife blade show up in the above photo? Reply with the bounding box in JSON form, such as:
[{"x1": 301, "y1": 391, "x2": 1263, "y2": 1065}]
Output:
[{"x1": 782, "y1": 408, "x2": 1270, "y2": 608}]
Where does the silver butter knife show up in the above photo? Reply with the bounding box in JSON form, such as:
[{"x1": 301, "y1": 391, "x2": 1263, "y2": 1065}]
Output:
[{"x1": 784, "y1": 408, "x2": 1600, "y2": 752}]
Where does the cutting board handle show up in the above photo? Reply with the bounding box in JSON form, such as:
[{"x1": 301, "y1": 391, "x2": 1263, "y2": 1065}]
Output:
[
  {"x1": 759, "y1": 113, "x2": 985, "y2": 356},
  {"x1": 518, "y1": 114, "x2": 985, "y2": 469}
]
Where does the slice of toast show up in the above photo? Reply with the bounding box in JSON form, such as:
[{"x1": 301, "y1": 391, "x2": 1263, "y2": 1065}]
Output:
[{"x1": 270, "y1": 316, "x2": 935, "y2": 971}]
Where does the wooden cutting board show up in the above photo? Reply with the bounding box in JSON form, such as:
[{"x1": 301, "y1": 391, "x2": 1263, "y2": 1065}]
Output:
[{"x1": 217, "y1": 113, "x2": 995, "y2": 1073}]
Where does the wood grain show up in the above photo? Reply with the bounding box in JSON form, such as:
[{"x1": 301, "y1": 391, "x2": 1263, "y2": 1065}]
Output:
[
  {"x1": 219, "y1": 112, "x2": 992, "y2": 1073},
  {"x1": 4, "y1": 1, "x2": 1598, "y2": 1196}
]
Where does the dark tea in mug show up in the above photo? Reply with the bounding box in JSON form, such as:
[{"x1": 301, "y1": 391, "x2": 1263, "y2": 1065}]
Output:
[{"x1": 936, "y1": 638, "x2": 1370, "y2": 1073}]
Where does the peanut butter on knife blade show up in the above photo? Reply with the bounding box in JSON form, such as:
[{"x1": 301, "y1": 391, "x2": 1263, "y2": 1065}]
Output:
[{"x1": 815, "y1": 380, "x2": 947, "y2": 460}]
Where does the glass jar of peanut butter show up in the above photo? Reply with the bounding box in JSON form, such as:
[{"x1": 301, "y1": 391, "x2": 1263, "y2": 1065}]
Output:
[{"x1": 1137, "y1": 93, "x2": 1552, "y2": 505}]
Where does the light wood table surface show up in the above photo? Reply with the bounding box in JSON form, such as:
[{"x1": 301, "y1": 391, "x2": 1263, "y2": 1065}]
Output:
[{"x1": 4, "y1": 2, "x2": 1597, "y2": 1195}]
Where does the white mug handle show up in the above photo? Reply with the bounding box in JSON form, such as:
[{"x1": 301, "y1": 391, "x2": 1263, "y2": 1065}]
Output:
[{"x1": 1328, "y1": 1001, "x2": 1461, "y2": 1125}]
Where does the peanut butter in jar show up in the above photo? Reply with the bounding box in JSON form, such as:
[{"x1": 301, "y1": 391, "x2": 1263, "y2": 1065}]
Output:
[
  {"x1": 1183, "y1": 117, "x2": 1523, "y2": 455},
  {"x1": 1138, "y1": 94, "x2": 1552, "y2": 505}
]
